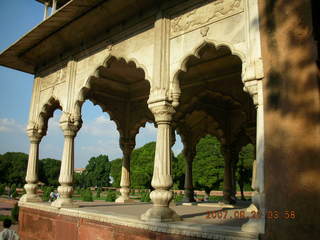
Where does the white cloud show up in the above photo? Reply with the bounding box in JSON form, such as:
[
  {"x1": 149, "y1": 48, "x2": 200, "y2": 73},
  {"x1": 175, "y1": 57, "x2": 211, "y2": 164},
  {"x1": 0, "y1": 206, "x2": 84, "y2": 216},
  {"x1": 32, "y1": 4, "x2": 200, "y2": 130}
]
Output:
[
  {"x1": 0, "y1": 118, "x2": 25, "y2": 133},
  {"x1": 80, "y1": 115, "x2": 119, "y2": 137},
  {"x1": 46, "y1": 115, "x2": 61, "y2": 135}
]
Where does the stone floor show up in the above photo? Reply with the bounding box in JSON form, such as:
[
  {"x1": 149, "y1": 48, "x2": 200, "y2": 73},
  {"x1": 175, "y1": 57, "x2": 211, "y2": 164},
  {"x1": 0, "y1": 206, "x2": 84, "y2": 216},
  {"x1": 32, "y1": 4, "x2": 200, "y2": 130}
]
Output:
[{"x1": 68, "y1": 200, "x2": 252, "y2": 227}]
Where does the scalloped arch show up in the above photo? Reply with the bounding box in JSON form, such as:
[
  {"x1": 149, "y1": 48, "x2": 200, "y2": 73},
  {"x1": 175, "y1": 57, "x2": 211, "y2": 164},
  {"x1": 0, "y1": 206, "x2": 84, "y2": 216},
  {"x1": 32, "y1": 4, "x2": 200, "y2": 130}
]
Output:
[
  {"x1": 76, "y1": 54, "x2": 151, "y2": 106},
  {"x1": 37, "y1": 96, "x2": 63, "y2": 132},
  {"x1": 172, "y1": 39, "x2": 246, "y2": 93},
  {"x1": 177, "y1": 112, "x2": 226, "y2": 151},
  {"x1": 174, "y1": 89, "x2": 244, "y2": 123}
]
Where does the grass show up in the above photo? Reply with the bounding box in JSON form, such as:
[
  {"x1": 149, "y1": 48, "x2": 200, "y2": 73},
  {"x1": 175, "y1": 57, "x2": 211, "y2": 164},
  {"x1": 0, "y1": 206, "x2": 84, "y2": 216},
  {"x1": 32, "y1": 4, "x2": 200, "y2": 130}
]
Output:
[{"x1": 0, "y1": 214, "x2": 13, "y2": 222}]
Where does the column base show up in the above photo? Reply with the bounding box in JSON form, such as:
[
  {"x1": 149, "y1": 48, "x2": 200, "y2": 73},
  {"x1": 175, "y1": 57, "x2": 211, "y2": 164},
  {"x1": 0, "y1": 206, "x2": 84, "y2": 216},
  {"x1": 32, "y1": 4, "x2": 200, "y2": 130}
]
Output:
[
  {"x1": 223, "y1": 192, "x2": 237, "y2": 205},
  {"x1": 115, "y1": 196, "x2": 134, "y2": 203},
  {"x1": 51, "y1": 198, "x2": 78, "y2": 208},
  {"x1": 241, "y1": 218, "x2": 265, "y2": 233},
  {"x1": 141, "y1": 206, "x2": 181, "y2": 222},
  {"x1": 182, "y1": 196, "x2": 196, "y2": 203},
  {"x1": 183, "y1": 189, "x2": 196, "y2": 203},
  {"x1": 19, "y1": 194, "x2": 42, "y2": 203}
]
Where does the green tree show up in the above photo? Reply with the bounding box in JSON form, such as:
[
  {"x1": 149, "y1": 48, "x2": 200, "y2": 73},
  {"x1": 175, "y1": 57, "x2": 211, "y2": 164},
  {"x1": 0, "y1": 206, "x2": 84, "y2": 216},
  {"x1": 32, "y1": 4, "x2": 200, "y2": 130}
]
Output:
[
  {"x1": 39, "y1": 158, "x2": 61, "y2": 186},
  {"x1": 110, "y1": 158, "x2": 122, "y2": 187},
  {"x1": 81, "y1": 188, "x2": 93, "y2": 202},
  {"x1": 83, "y1": 155, "x2": 111, "y2": 187},
  {"x1": 172, "y1": 154, "x2": 185, "y2": 190},
  {"x1": 237, "y1": 143, "x2": 254, "y2": 199},
  {"x1": 192, "y1": 135, "x2": 225, "y2": 194},
  {"x1": 0, "y1": 152, "x2": 28, "y2": 185},
  {"x1": 0, "y1": 184, "x2": 5, "y2": 195},
  {"x1": 130, "y1": 142, "x2": 156, "y2": 189},
  {"x1": 74, "y1": 172, "x2": 86, "y2": 188}
]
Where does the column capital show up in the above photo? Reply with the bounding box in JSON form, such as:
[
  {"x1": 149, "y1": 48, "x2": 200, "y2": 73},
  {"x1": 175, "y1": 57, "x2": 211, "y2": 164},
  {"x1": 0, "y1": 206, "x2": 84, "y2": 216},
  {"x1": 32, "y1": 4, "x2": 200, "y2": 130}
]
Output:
[
  {"x1": 26, "y1": 122, "x2": 45, "y2": 143},
  {"x1": 148, "y1": 100, "x2": 175, "y2": 124},
  {"x1": 120, "y1": 138, "x2": 135, "y2": 156},
  {"x1": 59, "y1": 112, "x2": 82, "y2": 137}
]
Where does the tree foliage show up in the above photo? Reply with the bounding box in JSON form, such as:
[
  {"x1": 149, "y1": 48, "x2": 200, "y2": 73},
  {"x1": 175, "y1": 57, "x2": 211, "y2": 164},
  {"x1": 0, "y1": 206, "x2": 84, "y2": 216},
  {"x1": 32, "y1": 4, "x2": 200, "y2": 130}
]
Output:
[
  {"x1": 192, "y1": 135, "x2": 225, "y2": 192},
  {"x1": 39, "y1": 158, "x2": 61, "y2": 186},
  {"x1": 130, "y1": 142, "x2": 156, "y2": 189},
  {"x1": 0, "y1": 152, "x2": 28, "y2": 186},
  {"x1": 237, "y1": 144, "x2": 254, "y2": 191},
  {"x1": 0, "y1": 137, "x2": 253, "y2": 192},
  {"x1": 82, "y1": 155, "x2": 111, "y2": 187},
  {"x1": 110, "y1": 158, "x2": 122, "y2": 187},
  {"x1": 172, "y1": 154, "x2": 185, "y2": 189}
]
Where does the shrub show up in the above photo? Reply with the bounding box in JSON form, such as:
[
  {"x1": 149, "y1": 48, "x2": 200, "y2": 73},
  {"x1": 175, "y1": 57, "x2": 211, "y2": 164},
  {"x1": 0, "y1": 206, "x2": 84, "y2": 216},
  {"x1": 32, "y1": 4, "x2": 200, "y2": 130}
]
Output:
[
  {"x1": 11, "y1": 203, "x2": 19, "y2": 222},
  {"x1": 10, "y1": 184, "x2": 17, "y2": 196},
  {"x1": 140, "y1": 191, "x2": 151, "y2": 202},
  {"x1": 81, "y1": 189, "x2": 93, "y2": 202},
  {"x1": 173, "y1": 193, "x2": 183, "y2": 203},
  {"x1": 11, "y1": 191, "x2": 18, "y2": 199},
  {"x1": 0, "y1": 215, "x2": 11, "y2": 222},
  {"x1": 42, "y1": 187, "x2": 54, "y2": 201},
  {"x1": 0, "y1": 184, "x2": 5, "y2": 196},
  {"x1": 96, "y1": 188, "x2": 101, "y2": 199},
  {"x1": 105, "y1": 190, "x2": 117, "y2": 202}
]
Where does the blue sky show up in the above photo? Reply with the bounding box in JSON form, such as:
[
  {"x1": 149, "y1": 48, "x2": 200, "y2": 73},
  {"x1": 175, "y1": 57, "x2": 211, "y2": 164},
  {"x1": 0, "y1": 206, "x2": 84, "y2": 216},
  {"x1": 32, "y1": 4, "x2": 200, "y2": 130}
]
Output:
[{"x1": 0, "y1": 1, "x2": 183, "y2": 168}]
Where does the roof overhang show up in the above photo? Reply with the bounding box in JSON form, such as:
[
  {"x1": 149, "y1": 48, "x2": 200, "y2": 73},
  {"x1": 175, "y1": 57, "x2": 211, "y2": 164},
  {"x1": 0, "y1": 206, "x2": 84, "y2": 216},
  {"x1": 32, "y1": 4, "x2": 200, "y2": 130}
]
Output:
[{"x1": 0, "y1": 0, "x2": 169, "y2": 74}]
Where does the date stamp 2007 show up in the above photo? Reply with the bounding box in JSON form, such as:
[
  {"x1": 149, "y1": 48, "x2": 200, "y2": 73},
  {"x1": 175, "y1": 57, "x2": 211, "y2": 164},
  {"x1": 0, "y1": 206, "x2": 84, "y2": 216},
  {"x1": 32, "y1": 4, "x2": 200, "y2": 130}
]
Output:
[{"x1": 205, "y1": 210, "x2": 296, "y2": 220}]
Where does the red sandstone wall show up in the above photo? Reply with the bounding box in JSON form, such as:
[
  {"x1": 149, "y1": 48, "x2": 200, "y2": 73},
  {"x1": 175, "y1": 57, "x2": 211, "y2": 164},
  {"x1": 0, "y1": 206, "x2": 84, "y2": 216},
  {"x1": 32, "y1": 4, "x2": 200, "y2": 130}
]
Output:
[
  {"x1": 258, "y1": 0, "x2": 320, "y2": 239},
  {"x1": 19, "y1": 207, "x2": 206, "y2": 240}
]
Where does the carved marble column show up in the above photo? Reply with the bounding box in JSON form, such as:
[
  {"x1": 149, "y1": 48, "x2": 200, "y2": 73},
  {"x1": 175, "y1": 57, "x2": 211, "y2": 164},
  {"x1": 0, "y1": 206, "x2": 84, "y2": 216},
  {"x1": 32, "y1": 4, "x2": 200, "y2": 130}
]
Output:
[
  {"x1": 116, "y1": 139, "x2": 135, "y2": 203},
  {"x1": 20, "y1": 125, "x2": 45, "y2": 203},
  {"x1": 52, "y1": 113, "x2": 81, "y2": 208},
  {"x1": 43, "y1": 2, "x2": 49, "y2": 20},
  {"x1": 183, "y1": 146, "x2": 196, "y2": 203},
  {"x1": 231, "y1": 145, "x2": 240, "y2": 203},
  {"x1": 242, "y1": 80, "x2": 265, "y2": 233},
  {"x1": 141, "y1": 101, "x2": 181, "y2": 222},
  {"x1": 52, "y1": 0, "x2": 57, "y2": 14},
  {"x1": 222, "y1": 145, "x2": 236, "y2": 204}
]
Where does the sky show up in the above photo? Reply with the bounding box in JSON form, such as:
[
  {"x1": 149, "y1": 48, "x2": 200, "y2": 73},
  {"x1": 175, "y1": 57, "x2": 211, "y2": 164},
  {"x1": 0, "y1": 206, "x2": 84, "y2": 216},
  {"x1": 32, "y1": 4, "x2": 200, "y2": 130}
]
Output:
[{"x1": 0, "y1": 1, "x2": 183, "y2": 168}]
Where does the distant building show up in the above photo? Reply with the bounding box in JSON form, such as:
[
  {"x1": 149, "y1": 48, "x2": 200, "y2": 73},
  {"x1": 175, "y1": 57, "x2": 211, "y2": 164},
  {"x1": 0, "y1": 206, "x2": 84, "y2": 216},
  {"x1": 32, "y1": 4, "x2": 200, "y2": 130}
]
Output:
[{"x1": 74, "y1": 168, "x2": 85, "y2": 174}]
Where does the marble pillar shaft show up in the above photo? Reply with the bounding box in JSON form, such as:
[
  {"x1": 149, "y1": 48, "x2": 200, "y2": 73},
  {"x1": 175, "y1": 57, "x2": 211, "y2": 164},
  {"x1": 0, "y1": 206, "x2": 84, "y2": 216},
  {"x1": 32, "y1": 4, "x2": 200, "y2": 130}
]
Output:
[
  {"x1": 25, "y1": 139, "x2": 40, "y2": 184},
  {"x1": 52, "y1": 0, "x2": 57, "y2": 13},
  {"x1": 116, "y1": 142, "x2": 134, "y2": 203},
  {"x1": 59, "y1": 134, "x2": 75, "y2": 186},
  {"x1": 223, "y1": 147, "x2": 233, "y2": 199},
  {"x1": 52, "y1": 114, "x2": 80, "y2": 208},
  {"x1": 141, "y1": 101, "x2": 181, "y2": 222},
  {"x1": 242, "y1": 80, "x2": 265, "y2": 233},
  {"x1": 151, "y1": 123, "x2": 173, "y2": 190},
  {"x1": 183, "y1": 148, "x2": 196, "y2": 202},
  {"x1": 20, "y1": 130, "x2": 43, "y2": 203}
]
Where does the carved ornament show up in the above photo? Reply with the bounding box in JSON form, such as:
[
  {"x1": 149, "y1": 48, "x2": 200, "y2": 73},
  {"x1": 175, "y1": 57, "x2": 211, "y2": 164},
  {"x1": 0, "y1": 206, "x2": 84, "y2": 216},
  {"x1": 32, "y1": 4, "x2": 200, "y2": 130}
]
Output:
[
  {"x1": 171, "y1": 0, "x2": 243, "y2": 37},
  {"x1": 40, "y1": 65, "x2": 67, "y2": 90}
]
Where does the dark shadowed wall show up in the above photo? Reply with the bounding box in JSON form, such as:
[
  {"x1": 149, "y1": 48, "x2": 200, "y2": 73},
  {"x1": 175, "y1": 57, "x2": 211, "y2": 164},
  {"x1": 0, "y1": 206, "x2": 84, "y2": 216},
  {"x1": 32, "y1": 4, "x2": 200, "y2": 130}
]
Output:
[{"x1": 258, "y1": 0, "x2": 320, "y2": 239}]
